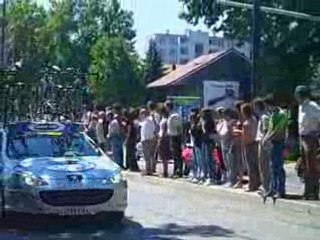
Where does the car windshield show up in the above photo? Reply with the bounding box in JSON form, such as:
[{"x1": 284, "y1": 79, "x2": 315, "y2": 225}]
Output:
[{"x1": 6, "y1": 132, "x2": 102, "y2": 160}]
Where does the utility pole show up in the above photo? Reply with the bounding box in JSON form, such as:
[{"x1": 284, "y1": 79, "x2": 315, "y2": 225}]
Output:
[
  {"x1": 1, "y1": 0, "x2": 6, "y2": 67},
  {"x1": 215, "y1": 0, "x2": 320, "y2": 98},
  {"x1": 251, "y1": 0, "x2": 261, "y2": 98}
]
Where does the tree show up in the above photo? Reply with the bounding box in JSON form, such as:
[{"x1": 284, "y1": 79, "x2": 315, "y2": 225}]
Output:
[
  {"x1": 143, "y1": 39, "x2": 163, "y2": 84},
  {"x1": 7, "y1": 0, "x2": 48, "y2": 80},
  {"x1": 179, "y1": 0, "x2": 320, "y2": 97},
  {"x1": 5, "y1": 0, "x2": 144, "y2": 105},
  {"x1": 72, "y1": 0, "x2": 136, "y2": 72},
  {"x1": 89, "y1": 37, "x2": 144, "y2": 105},
  {"x1": 44, "y1": 0, "x2": 78, "y2": 69}
]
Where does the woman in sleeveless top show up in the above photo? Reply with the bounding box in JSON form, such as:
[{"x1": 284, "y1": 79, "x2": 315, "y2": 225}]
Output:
[
  {"x1": 231, "y1": 104, "x2": 245, "y2": 188},
  {"x1": 240, "y1": 103, "x2": 260, "y2": 191}
]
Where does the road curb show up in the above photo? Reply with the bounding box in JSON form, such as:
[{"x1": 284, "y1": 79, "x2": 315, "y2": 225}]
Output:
[{"x1": 124, "y1": 171, "x2": 320, "y2": 216}]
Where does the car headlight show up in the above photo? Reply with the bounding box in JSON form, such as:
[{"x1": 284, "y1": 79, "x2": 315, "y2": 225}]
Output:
[
  {"x1": 102, "y1": 169, "x2": 123, "y2": 184},
  {"x1": 110, "y1": 172, "x2": 122, "y2": 184},
  {"x1": 23, "y1": 173, "x2": 49, "y2": 186}
]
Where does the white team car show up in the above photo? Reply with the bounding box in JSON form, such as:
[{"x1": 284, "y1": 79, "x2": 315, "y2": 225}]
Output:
[{"x1": 0, "y1": 121, "x2": 127, "y2": 221}]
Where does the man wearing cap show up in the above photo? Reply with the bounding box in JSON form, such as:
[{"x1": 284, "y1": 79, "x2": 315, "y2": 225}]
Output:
[{"x1": 295, "y1": 85, "x2": 320, "y2": 200}]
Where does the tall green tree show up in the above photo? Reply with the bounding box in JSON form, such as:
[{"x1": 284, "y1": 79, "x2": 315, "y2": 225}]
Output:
[
  {"x1": 179, "y1": 0, "x2": 320, "y2": 96},
  {"x1": 44, "y1": 0, "x2": 78, "y2": 68},
  {"x1": 72, "y1": 0, "x2": 136, "y2": 72},
  {"x1": 89, "y1": 37, "x2": 144, "y2": 105},
  {"x1": 6, "y1": 0, "x2": 143, "y2": 104},
  {"x1": 143, "y1": 39, "x2": 163, "y2": 84},
  {"x1": 7, "y1": 0, "x2": 48, "y2": 79}
]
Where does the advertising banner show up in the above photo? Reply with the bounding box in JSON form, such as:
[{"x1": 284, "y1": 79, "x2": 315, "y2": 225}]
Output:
[
  {"x1": 167, "y1": 96, "x2": 201, "y2": 121},
  {"x1": 203, "y1": 81, "x2": 239, "y2": 109}
]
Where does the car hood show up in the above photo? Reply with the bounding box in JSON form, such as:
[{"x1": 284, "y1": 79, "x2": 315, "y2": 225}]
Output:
[{"x1": 15, "y1": 155, "x2": 120, "y2": 180}]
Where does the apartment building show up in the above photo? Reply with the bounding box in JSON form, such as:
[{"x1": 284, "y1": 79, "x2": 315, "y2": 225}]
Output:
[{"x1": 150, "y1": 29, "x2": 251, "y2": 65}]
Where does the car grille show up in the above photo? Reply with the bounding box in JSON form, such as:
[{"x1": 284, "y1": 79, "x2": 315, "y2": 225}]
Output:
[{"x1": 39, "y1": 189, "x2": 114, "y2": 206}]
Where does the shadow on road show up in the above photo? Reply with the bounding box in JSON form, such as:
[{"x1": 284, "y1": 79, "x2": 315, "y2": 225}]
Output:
[
  {"x1": 140, "y1": 223, "x2": 236, "y2": 240},
  {"x1": 0, "y1": 216, "x2": 246, "y2": 240},
  {"x1": 284, "y1": 194, "x2": 304, "y2": 200}
]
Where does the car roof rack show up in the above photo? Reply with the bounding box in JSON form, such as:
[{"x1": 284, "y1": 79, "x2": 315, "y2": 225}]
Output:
[{"x1": 0, "y1": 66, "x2": 96, "y2": 128}]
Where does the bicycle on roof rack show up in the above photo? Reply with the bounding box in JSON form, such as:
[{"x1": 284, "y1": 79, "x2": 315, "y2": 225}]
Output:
[
  {"x1": 0, "y1": 64, "x2": 95, "y2": 125},
  {"x1": 35, "y1": 66, "x2": 95, "y2": 122}
]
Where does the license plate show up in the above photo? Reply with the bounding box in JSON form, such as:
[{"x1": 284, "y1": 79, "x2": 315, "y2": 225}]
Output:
[{"x1": 58, "y1": 208, "x2": 93, "y2": 216}]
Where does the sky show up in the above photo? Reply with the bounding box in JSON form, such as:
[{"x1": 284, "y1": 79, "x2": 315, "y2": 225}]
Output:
[
  {"x1": 118, "y1": 0, "x2": 208, "y2": 56},
  {"x1": 36, "y1": 0, "x2": 209, "y2": 56}
]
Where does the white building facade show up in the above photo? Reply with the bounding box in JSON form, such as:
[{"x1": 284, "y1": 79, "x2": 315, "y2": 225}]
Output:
[{"x1": 150, "y1": 29, "x2": 251, "y2": 65}]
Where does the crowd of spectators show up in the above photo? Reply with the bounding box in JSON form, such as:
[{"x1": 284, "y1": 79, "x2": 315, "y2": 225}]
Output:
[{"x1": 81, "y1": 85, "x2": 320, "y2": 201}]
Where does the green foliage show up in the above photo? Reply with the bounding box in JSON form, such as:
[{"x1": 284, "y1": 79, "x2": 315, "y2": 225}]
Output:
[
  {"x1": 7, "y1": 0, "x2": 48, "y2": 81},
  {"x1": 89, "y1": 37, "x2": 144, "y2": 105},
  {"x1": 179, "y1": 0, "x2": 320, "y2": 98},
  {"x1": 143, "y1": 39, "x2": 164, "y2": 84},
  {"x1": 5, "y1": 0, "x2": 142, "y2": 105}
]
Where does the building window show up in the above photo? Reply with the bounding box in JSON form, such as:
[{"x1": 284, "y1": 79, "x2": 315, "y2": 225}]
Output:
[
  {"x1": 169, "y1": 59, "x2": 177, "y2": 65},
  {"x1": 209, "y1": 38, "x2": 218, "y2": 45},
  {"x1": 180, "y1": 36, "x2": 188, "y2": 44},
  {"x1": 159, "y1": 48, "x2": 166, "y2": 57},
  {"x1": 158, "y1": 37, "x2": 166, "y2": 45},
  {"x1": 226, "y1": 40, "x2": 233, "y2": 48},
  {"x1": 169, "y1": 37, "x2": 177, "y2": 45},
  {"x1": 194, "y1": 43, "x2": 204, "y2": 57},
  {"x1": 180, "y1": 47, "x2": 189, "y2": 55},
  {"x1": 218, "y1": 39, "x2": 224, "y2": 48},
  {"x1": 180, "y1": 59, "x2": 189, "y2": 64},
  {"x1": 169, "y1": 48, "x2": 176, "y2": 57}
]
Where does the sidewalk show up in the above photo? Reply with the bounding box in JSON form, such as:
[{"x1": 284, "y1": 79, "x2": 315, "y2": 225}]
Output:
[
  {"x1": 131, "y1": 159, "x2": 320, "y2": 208},
  {"x1": 138, "y1": 160, "x2": 304, "y2": 194},
  {"x1": 285, "y1": 163, "x2": 305, "y2": 195}
]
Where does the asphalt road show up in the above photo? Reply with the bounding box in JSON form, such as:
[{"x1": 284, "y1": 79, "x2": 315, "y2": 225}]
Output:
[{"x1": 1, "y1": 173, "x2": 320, "y2": 240}]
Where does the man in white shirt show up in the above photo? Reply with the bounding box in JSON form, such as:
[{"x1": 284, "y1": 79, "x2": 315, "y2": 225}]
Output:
[
  {"x1": 81, "y1": 105, "x2": 92, "y2": 128},
  {"x1": 165, "y1": 101, "x2": 183, "y2": 177},
  {"x1": 140, "y1": 108, "x2": 156, "y2": 175},
  {"x1": 295, "y1": 85, "x2": 320, "y2": 200},
  {"x1": 147, "y1": 101, "x2": 160, "y2": 172}
]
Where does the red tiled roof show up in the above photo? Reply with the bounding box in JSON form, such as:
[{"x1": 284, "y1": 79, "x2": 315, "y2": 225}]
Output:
[{"x1": 147, "y1": 48, "x2": 249, "y2": 88}]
